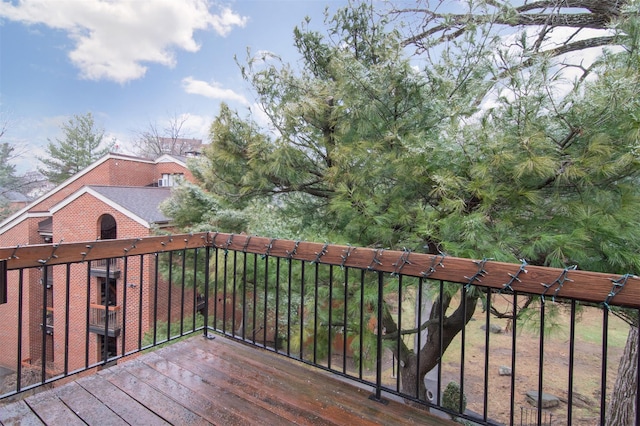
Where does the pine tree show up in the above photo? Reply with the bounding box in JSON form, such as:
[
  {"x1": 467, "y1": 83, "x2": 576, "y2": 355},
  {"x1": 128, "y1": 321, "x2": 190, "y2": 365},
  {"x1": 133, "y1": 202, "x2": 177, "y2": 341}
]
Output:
[
  {"x1": 38, "y1": 112, "x2": 113, "y2": 184},
  {"x1": 171, "y1": 1, "x2": 640, "y2": 415}
]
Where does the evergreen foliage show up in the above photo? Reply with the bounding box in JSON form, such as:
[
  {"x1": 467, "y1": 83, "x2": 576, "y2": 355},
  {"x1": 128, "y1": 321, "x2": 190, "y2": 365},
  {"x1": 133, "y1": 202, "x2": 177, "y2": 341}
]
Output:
[
  {"x1": 165, "y1": 0, "x2": 640, "y2": 410},
  {"x1": 38, "y1": 112, "x2": 113, "y2": 184},
  {"x1": 0, "y1": 142, "x2": 20, "y2": 220}
]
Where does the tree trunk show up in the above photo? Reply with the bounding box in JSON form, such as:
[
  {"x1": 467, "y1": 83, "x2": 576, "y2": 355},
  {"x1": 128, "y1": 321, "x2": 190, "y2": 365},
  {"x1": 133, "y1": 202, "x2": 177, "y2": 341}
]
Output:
[
  {"x1": 605, "y1": 324, "x2": 638, "y2": 426},
  {"x1": 388, "y1": 289, "x2": 479, "y2": 403}
]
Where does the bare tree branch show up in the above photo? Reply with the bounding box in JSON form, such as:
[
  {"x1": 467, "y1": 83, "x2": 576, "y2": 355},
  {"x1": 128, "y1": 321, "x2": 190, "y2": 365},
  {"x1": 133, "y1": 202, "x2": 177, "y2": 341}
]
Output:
[
  {"x1": 133, "y1": 113, "x2": 202, "y2": 159},
  {"x1": 395, "y1": 0, "x2": 629, "y2": 57}
]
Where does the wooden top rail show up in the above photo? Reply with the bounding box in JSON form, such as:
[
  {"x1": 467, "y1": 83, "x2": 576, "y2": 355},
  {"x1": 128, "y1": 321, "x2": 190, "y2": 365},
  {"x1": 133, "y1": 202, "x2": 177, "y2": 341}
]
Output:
[
  {"x1": 89, "y1": 303, "x2": 121, "y2": 311},
  {"x1": 0, "y1": 232, "x2": 639, "y2": 309},
  {"x1": 0, "y1": 233, "x2": 212, "y2": 269}
]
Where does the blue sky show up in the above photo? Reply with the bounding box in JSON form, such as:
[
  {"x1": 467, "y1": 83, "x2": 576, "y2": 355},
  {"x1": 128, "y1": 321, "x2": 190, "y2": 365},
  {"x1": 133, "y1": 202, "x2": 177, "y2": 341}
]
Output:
[{"x1": 0, "y1": 0, "x2": 350, "y2": 173}]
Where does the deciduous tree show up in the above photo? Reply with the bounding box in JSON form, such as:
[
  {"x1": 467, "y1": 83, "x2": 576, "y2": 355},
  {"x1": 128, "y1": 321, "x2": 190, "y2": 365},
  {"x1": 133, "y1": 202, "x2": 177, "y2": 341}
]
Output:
[{"x1": 133, "y1": 113, "x2": 201, "y2": 159}]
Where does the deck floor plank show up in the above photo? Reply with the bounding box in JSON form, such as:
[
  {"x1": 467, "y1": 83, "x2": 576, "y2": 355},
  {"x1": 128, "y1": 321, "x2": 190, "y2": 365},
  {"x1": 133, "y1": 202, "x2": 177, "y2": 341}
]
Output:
[
  {"x1": 1, "y1": 335, "x2": 453, "y2": 426},
  {"x1": 53, "y1": 381, "x2": 128, "y2": 426},
  {"x1": 190, "y1": 336, "x2": 441, "y2": 425},
  {"x1": 166, "y1": 336, "x2": 445, "y2": 425},
  {"x1": 100, "y1": 366, "x2": 210, "y2": 425},
  {"x1": 21, "y1": 390, "x2": 86, "y2": 426},
  {"x1": 157, "y1": 342, "x2": 343, "y2": 426},
  {"x1": 0, "y1": 400, "x2": 44, "y2": 426},
  {"x1": 121, "y1": 356, "x2": 268, "y2": 425},
  {"x1": 75, "y1": 373, "x2": 170, "y2": 426},
  {"x1": 140, "y1": 351, "x2": 300, "y2": 425}
]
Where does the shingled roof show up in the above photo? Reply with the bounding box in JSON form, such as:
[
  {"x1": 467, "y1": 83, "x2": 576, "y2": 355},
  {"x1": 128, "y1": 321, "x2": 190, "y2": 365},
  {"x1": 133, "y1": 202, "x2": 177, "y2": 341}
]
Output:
[{"x1": 86, "y1": 186, "x2": 172, "y2": 224}]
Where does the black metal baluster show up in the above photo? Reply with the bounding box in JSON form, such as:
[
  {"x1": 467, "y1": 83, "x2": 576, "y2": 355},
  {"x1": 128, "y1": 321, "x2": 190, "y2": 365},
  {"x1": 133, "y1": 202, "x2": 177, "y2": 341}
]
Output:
[
  {"x1": 275, "y1": 257, "x2": 280, "y2": 352},
  {"x1": 85, "y1": 262, "x2": 91, "y2": 367},
  {"x1": 510, "y1": 292, "x2": 518, "y2": 426},
  {"x1": 600, "y1": 307, "x2": 609, "y2": 425},
  {"x1": 483, "y1": 290, "x2": 491, "y2": 421},
  {"x1": 299, "y1": 261, "x2": 306, "y2": 360},
  {"x1": 41, "y1": 265, "x2": 48, "y2": 383},
  {"x1": 213, "y1": 247, "x2": 219, "y2": 332},
  {"x1": 459, "y1": 285, "x2": 467, "y2": 415},
  {"x1": 328, "y1": 264, "x2": 333, "y2": 370},
  {"x1": 313, "y1": 262, "x2": 319, "y2": 363},
  {"x1": 241, "y1": 250, "x2": 247, "y2": 341},
  {"x1": 537, "y1": 300, "x2": 546, "y2": 426},
  {"x1": 438, "y1": 280, "x2": 444, "y2": 407},
  {"x1": 192, "y1": 248, "x2": 198, "y2": 333},
  {"x1": 416, "y1": 277, "x2": 423, "y2": 400},
  {"x1": 252, "y1": 253, "x2": 257, "y2": 345},
  {"x1": 567, "y1": 299, "x2": 576, "y2": 425},
  {"x1": 359, "y1": 269, "x2": 365, "y2": 380},
  {"x1": 232, "y1": 250, "x2": 238, "y2": 338},
  {"x1": 222, "y1": 249, "x2": 228, "y2": 335},
  {"x1": 64, "y1": 264, "x2": 71, "y2": 374},
  {"x1": 263, "y1": 254, "x2": 269, "y2": 349},
  {"x1": 152, "y1": 254, "x2": 159, "y2": 346},
  {"x1": 167, "y1": 252, "x2": 173, "y2": 342},
  {"x1": 16, "y1": 269, "x2": 24, "y2": 393},
  {"x1": 203, "y1": 246, "x2": 211, "y2": 336},
  {"x1": 104, "y1": 259, "x2": 111, "y2": 361},
  {"x1": 370, "y1": 271, "x2": 386, "y2": 403},
  {"x1": 636, "y1": 308, "x2": 640, "y2": 426},
  {"x1": 343, "y1": 267, "x2": 349, "y2": 374},
  {"x1": 287, "y1": 258, "x2": 292, "y2": 356},
  {"x1": 180, "y1": 250, "x2": 186, "y2": 336},
  {"x1": 137, "y1": 255, "x2": 144, "y2": 350},
  {"x1": 396, "y1": 275, "x2": 402, "y2": 393},
  {"x1": 121, "y1": 257, "x2": 128, "y2": 355}
]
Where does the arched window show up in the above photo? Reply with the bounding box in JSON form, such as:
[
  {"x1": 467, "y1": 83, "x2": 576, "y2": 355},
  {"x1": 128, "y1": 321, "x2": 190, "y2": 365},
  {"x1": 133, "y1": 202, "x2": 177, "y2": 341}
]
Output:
[{"x1": 99, "y1": 214, "x2": 117, "y2": 240}]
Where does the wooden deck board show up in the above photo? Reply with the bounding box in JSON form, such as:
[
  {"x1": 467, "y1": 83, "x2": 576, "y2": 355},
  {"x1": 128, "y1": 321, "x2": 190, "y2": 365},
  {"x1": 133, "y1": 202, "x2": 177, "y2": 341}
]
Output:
[
  {"x1": 101, "y1": 367, "x2": 210, "y2": 426},
  {"x1": 0, "y1": 400, "x2": 44, "y2": 426},
  {"x1": 1, "y1": 335, "x2": 453, "y2": 426},
  {"x1": 75, "y1": 374, "x2": 170, "y2": 426},
  {"x1": 22, "y1": 391, "x2": 86, "y2": 426},
  {"x1": 139, "y1": 352, "x2": 298, "y2": 425},
  {"x1": 157, "y1": 342, "x2": 351, "y2": 425},
  {"x1": 53, "y1": 381, "x2": 128, "y2": 426}
]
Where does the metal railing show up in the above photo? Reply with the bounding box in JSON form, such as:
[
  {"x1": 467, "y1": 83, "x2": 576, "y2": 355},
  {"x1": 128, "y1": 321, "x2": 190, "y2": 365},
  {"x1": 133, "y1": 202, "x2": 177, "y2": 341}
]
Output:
[{"x1": 0, "y1": 232, "x2": 638, "y2": 425}]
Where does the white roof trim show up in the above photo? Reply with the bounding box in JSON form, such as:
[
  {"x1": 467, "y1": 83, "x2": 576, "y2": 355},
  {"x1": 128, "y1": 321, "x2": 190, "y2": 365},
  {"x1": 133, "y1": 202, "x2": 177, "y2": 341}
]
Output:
[
  {"x1": 155, "y1": 154, "x2": 187, "y2": 167},
  {"x1": 0, "y1": 211, "x2": 51, "y2": 235},
  {"x1": 0, "y1": 153, "x2": 163, "y2": 235},
  {"x1": 50, "y1": 187, "x2": 152, "y2": 228}
]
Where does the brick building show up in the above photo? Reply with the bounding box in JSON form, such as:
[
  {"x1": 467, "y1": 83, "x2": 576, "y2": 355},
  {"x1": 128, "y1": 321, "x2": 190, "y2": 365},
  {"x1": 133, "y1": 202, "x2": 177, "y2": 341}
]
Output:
[{"x1": 0, "y1": 153, "x2": 196, "y2": 383}]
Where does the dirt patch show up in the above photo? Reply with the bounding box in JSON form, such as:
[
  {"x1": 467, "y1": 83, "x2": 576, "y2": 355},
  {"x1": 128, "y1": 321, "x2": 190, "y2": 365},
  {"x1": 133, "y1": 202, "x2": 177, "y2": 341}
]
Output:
[{"x1": 435, "y1": 299, "x2": 628, "y2": 425}]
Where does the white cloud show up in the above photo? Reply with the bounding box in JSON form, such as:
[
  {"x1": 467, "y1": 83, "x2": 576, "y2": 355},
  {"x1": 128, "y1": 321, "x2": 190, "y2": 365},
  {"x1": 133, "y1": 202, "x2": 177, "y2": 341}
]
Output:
[
  {"x1": 0, "y1": 0, "x2": 248, "y2": 83},
  {"x1": 180, "y1": 113, "x2": 212, "y2": 140},
  {"x1": 182, "y1": 76, "x2": 248, "y2": 105}
]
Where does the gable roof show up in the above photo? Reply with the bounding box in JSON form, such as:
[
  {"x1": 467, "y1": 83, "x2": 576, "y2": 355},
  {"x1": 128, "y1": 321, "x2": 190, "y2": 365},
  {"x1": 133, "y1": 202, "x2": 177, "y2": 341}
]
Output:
[
  {"x1": 50, "y1": 186, "x2": 172, "y2": 228},
  {"x1": 0, "y1": 153, "x2": 186, "y2": 234},
  {"x1": 0, "y1": 188, "x2": 30, "y2": 203}
]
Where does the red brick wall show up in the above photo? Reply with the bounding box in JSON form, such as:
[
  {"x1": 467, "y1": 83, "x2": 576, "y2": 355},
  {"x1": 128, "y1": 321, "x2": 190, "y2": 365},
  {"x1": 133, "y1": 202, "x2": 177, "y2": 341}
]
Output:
[
  {"x1": 107, "y1": 158, "x2": 156, "y2": 187},
  {"x1": 0, "y1": 217, "x2": 43, "y2": 246},
  {"x1": 155, "y1": 161, "x2": 195, "y2": 183},
  {"x1": 51, "y1": 193, "x2": 153, "y2": 369},
  {"x1": 0, "y1": 154, "x2": 195, "y2": 375},
  {"x1": 0, "y1": 220, "x2": 46, "y2": 371},
  {"x1": 27, "y1": 156, "x2": 192, "y2": 213}
]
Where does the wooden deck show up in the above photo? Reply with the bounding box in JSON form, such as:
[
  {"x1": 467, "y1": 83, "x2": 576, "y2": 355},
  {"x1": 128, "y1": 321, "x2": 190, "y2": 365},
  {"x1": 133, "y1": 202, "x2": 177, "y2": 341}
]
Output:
[{"x1": 0, "y1": 335, "x2": 452, "y2": 425}]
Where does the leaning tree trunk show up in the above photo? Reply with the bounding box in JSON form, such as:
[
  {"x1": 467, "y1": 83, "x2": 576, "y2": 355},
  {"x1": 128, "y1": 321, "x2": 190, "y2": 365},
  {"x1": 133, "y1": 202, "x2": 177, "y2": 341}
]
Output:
[
  {"x1": 390, "y1": 289, "x2": 479, "y2": 402},
  {"x1": 605, "y1": 324, "x2": 638, "y2": 426}
]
